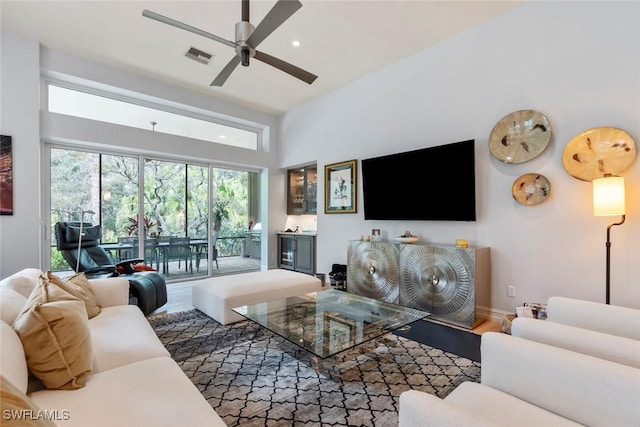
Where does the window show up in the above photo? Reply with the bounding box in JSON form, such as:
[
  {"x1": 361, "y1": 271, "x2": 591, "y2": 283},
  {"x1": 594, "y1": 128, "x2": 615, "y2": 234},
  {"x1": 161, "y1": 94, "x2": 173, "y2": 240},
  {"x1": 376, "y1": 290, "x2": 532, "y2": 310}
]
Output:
[
  {"x1": 49, "y1": 146, "x2": 261, "y2": 280},
  {"x1": 48, "y1": 85, "x2": 258, "y2": 150}
]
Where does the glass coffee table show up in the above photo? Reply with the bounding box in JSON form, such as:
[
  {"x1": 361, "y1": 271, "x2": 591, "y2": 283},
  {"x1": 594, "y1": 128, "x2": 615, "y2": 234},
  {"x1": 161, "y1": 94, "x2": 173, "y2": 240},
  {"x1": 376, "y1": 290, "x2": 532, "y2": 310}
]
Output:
[{"x1": 233, "y1": 289, "x2": 429, "y2": 368}]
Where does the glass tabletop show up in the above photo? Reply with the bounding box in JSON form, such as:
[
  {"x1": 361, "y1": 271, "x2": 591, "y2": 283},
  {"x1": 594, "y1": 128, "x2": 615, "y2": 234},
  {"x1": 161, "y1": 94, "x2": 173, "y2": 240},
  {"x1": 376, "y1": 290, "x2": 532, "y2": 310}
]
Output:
[{"x1": 233, "y1": 289, "x2": 429, "y2": 359}]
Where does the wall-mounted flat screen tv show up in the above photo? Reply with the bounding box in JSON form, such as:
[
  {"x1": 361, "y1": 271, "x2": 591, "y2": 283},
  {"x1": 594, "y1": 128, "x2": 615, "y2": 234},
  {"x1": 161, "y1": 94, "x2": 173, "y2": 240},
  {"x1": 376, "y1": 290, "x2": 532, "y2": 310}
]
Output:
[{"x1": 361, "y1": 139, "x2": 476, "y2": 221}]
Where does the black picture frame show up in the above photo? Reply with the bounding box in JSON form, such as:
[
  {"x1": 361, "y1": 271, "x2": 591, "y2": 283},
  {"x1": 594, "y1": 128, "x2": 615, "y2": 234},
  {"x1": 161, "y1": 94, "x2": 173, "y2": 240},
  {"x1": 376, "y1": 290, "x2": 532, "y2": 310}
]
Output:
[{"x1": 0, "y1": 135, "x2": 13, "y2": 215}]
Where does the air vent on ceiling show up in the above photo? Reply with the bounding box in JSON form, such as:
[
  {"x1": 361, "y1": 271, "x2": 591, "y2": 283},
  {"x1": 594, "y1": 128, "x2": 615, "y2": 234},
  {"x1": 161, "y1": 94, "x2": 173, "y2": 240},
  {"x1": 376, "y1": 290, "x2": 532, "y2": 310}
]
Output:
[{"x1": 185, "y1": 47, "x2": 213, "y2": 65}]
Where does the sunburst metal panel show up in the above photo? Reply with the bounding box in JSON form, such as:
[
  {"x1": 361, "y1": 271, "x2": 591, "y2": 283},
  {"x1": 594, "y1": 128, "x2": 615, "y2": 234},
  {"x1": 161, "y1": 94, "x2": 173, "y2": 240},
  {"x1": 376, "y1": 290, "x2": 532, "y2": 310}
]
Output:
[
  {"x1": 347, "y1": 241, "x2": 399, "y2": 303},
  {"x1": 400, "y1": 245, "x2": 477, "y2": 328}
]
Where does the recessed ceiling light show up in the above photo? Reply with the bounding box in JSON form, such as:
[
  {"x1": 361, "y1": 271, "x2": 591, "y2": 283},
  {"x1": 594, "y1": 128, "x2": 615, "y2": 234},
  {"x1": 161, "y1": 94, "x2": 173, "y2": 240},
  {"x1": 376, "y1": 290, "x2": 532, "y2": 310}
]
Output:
[{"x1": 291, "y1": 40, "x2": 301, "y2": 47}]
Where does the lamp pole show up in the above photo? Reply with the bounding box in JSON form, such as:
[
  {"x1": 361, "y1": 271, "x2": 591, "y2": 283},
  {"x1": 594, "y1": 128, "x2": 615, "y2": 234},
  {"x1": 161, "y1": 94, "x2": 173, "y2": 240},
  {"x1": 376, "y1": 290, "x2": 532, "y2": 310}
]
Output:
[
  {"x1": 76, "y1": 210, "x2": 95, "y2": 273},
  {"x1": 605, "y1": 215, "x2": 625, "y2": 305}
]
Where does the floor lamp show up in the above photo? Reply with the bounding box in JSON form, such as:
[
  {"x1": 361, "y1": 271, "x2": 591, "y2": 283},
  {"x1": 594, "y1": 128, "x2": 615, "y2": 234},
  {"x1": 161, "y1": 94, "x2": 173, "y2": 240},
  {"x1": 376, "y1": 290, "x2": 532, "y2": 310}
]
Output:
[{"x1": 592, "y1": 174, "x2": 626, "y2": 305}]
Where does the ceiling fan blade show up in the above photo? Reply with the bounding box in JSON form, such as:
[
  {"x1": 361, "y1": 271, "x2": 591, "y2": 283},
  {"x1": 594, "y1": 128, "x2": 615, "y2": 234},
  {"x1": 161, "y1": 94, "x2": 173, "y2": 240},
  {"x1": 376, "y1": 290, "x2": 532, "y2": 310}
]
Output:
[
  {"x1": 246, "y1": 0, "x2": 302, "y2": 48},
  {"x1": 254, "y1": 50, "x2": 317, "y2": 85},
  {"x1": 210, "y1": 56, "x2": 242, "y2": 86},
  {"x1": 142, "y1": 9, "x2": 236, "y2": 49}
]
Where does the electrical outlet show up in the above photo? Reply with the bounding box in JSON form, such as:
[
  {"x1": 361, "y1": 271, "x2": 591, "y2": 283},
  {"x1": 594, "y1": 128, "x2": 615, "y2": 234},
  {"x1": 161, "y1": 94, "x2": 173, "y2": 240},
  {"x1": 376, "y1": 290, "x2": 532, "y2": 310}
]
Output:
[{"x1": 507, "y1": 285, "x2": 516, "y2": 297}]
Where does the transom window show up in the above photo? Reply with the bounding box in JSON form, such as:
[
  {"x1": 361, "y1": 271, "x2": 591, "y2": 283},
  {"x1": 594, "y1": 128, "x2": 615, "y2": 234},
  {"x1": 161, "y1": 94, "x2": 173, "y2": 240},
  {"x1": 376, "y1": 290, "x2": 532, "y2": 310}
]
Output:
[{"x1": 48, "y1": 85, "x2": 258, "y2": 150}]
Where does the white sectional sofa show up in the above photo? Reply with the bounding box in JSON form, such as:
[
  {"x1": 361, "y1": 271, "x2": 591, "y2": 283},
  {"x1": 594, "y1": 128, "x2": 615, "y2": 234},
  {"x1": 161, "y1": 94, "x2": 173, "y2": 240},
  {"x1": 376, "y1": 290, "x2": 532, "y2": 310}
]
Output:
[
  {"x1": 399, "y1": 332, "x2": 640, "y2": 427},
  {"x1": 545, "y1": 296, "x2": 640, "y2": 340},
  {"x1": 0, "y1": 268, "x2": 225, "y2": 427},
  {"x1": 512, "y1": 296, "x2": 640, "y2": 368}
]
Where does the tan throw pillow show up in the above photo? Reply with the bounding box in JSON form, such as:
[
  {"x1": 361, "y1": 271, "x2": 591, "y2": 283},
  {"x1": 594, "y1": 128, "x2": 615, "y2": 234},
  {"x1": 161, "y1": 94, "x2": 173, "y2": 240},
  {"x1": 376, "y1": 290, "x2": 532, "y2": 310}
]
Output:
[
  {"x1": 47, "y1": 271, "x2": 101, "y2": 319},
  {"x1": 0, "y1": 375, "x2": 58, "y2": 426},
  {"x1": 12, "y1": 275, "x2": 92, "y2": 390}
]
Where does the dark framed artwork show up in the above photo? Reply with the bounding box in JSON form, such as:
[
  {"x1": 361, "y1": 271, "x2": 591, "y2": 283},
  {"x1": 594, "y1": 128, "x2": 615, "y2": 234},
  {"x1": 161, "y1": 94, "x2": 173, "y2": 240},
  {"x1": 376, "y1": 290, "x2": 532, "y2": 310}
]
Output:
[
  {"x1": 324, "y1": 159, "x2": 357, "y2": 214},
  {"x1": 0, "y1": 135, "x2": 13, "y2": 215}
]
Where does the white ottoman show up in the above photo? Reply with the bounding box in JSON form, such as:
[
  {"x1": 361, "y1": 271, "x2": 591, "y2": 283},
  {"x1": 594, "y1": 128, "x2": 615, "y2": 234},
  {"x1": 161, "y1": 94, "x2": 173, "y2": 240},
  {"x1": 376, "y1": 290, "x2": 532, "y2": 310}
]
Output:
[{"x1": 191, "y1": 269, "x2": 322, "y2": 325}]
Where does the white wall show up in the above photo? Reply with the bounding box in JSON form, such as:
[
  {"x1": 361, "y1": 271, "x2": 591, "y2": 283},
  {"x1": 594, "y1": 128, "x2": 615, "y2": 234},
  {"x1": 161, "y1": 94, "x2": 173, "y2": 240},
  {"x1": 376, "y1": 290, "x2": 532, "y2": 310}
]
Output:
[
  {"x1": 0, "y1": 32, "x2": 286, "y2": 277},
  {"x1": 279, "y1": 2, "x2": 640, "y2": 313},
  {"x1": 0, "y1": 32, "x2": 42, "y2": 276}
]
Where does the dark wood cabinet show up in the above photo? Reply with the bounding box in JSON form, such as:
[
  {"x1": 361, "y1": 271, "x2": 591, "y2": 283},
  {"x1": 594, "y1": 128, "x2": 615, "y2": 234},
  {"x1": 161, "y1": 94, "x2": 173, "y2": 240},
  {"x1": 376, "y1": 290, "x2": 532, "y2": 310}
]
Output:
[
  {"x1": 278, "y1": 233, "x2": 316, "y2": 275},
  {"x1": 287, "y1": 166, "x2": 317, "y2": 214}
]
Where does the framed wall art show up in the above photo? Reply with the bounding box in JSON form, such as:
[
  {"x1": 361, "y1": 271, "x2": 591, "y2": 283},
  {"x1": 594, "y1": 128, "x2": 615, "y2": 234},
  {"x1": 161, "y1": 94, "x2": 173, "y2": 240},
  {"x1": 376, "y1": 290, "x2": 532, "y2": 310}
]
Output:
[
  {"x1": 325, "y1": 159, "x2": 357, "y2": 214},
  {"x1": 0, "y1": 135, "x2": 13, "y2": 215}
]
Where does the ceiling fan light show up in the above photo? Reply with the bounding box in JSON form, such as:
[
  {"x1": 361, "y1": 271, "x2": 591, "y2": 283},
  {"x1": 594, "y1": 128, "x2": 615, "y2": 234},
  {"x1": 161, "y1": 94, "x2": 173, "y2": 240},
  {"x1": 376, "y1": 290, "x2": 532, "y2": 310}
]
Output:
[{"x1": 241, "y1": 48, "x2": 251, "y2": 66}]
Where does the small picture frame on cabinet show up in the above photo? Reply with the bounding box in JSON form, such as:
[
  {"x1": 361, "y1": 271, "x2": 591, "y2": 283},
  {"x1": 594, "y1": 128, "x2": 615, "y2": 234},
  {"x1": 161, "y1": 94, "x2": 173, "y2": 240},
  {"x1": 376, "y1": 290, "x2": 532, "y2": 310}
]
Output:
[{"x1": 371, "y1": 229, "x2": 381, "y2": 241}]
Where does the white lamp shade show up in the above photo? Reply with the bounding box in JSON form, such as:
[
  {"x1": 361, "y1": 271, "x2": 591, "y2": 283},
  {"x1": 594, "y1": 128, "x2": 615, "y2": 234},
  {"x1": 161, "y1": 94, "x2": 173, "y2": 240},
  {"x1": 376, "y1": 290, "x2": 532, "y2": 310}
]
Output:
[{"x1": 593, "y1": 176, "x2": 626, "y2": 216}]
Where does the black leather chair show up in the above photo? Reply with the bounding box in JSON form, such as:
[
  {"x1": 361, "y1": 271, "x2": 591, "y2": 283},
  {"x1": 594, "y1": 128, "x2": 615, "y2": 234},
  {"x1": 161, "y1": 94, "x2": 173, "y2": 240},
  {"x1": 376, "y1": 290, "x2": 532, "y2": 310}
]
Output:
[{"x1": 54, "y1": 221, "x2": 167, "y2": 316}]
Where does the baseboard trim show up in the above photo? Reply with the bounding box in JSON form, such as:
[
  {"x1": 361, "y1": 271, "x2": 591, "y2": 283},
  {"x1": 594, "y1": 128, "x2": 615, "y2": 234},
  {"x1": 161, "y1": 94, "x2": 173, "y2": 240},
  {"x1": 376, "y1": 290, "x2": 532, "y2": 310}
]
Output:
[{"x1": 478, "y1": 306, "x2": 513, "y2": 324}]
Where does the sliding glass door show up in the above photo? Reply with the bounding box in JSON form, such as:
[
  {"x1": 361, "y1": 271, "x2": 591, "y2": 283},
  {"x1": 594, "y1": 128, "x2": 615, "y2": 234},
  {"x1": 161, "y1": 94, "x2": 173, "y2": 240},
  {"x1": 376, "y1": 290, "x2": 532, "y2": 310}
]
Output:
[{"x1": 48, "y1": 146, "x2": 260, "y2": 280}]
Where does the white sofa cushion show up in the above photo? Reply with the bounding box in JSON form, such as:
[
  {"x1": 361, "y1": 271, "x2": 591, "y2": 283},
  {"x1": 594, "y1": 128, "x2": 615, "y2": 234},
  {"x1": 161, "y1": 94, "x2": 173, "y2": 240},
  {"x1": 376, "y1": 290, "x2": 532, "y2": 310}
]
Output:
[
  {"x1": 86, "y1": 277, "x2": 129, "y2": 308},
  {"x1": 88, "y1": 305, "x2": 169, "y2": 372},
  {"x1": 512, "y1": 316, "x2": 640, "y2": 368},
  {"x1": 481, "y1": 332, "x2": 640, "y2": 427},
  {"x1": 400, "y1": 383, "x2": 581, "y2": 427},
  {"x1": 445, "y1": 382, "x2": 581, "y2": 426},
  {"x1": 0, "y1": 321, "x2": 28, "y2": 393},
  {"x1": 0, "y1": 268, "x2": 43, "y2": 298},
  {"x1": 399, "y1": 389, "x2": 495, "y2": 427},
  {"x1": 30, "y1": 357, "x2": 226, "y2": 427},
  {"x1": 547, "y1": 296, "x2": 640, "y2": 340},
  {"x1": 399, "y1": 382, "x2": 581, "y2": 427},
  {"x1": 0, "y1": 287, "x2": 27, "y2": 324}
]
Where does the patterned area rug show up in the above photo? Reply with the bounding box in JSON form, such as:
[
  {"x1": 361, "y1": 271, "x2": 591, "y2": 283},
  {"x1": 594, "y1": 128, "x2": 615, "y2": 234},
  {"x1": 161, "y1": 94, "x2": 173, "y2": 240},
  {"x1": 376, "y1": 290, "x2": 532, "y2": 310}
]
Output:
[{"x1": 149, "y1": 309, "x2": 480, "y2": 426}]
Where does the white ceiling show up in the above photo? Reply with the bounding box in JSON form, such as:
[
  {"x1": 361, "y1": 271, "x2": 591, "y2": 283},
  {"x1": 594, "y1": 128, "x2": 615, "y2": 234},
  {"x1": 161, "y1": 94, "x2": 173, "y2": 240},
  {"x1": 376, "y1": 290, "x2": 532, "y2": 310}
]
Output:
[{"x1": 1, "y1": 1, "x2": 523, "y2": 115}]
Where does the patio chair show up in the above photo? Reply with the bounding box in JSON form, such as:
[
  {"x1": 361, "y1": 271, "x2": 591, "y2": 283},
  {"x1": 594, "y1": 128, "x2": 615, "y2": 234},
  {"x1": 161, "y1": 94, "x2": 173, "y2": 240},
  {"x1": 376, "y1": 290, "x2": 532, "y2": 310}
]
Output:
[
  {"x1": 116, "y1": 236, "x2": 135, "y2": 260},
  {"x1": 195, "y1": 234, "x2": 218, "y2": 271},
  {"x1": 54, "y1": 221, "x2": 167, "y2": 316},
  {"x1": 163, "y1": 236, "x2": 193, "y2": 275},
  {"x1": 132, "y1": 237, "x2": 160, "y2": 271}
]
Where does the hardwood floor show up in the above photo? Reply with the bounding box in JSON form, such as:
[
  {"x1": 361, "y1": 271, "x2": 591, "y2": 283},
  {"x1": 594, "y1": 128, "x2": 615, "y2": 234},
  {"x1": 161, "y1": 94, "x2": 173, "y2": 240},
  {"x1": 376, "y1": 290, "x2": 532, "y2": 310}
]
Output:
[
  {"x1": 149, "y1": 279, "x2": 198, "y2": 317},
  {"x1": 149, "y1": 279, "x2": 502, "y2": 335}
]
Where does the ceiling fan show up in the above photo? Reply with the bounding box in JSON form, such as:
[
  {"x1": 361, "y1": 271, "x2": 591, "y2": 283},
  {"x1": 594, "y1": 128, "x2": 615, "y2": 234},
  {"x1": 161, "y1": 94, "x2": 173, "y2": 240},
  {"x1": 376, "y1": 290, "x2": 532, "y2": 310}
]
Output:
[{"x1": 142, "y1": 0, "x2": 318, "y2": 87}]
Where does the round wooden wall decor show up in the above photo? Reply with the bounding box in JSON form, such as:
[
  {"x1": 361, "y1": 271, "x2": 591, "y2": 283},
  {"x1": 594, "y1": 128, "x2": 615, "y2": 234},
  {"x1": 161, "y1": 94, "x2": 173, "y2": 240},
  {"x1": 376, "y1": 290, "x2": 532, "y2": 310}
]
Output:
[
  {"x1": 562, "y1": 127, "x2": 636, "y2": 181},
  {"x1": 489, "y1": 110, "x2": 552, "y2": 164},
  {"x1": 512, "y1": 173, "x2": 551, "y2": 206}
]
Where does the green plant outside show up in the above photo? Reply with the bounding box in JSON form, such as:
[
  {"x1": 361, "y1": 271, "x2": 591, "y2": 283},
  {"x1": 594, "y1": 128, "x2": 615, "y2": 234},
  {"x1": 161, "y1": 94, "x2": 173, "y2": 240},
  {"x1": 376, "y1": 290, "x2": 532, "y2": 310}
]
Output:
[{"x1": 50, "y1": 149, "x2": 256, "y2": 269}]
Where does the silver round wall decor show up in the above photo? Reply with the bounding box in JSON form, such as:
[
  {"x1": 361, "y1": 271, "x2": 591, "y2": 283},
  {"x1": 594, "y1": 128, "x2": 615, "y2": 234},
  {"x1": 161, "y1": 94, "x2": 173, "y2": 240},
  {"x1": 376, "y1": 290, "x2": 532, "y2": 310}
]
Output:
[
  {"x1": 512, "y1": 173, "x2": 551, "y2": 206},
  {"x1": 489, "y1": 110, "x2": 552, "y2": 164},
  {"x1": 562, "y1": 127, "x2": 636, "y2": 181}
]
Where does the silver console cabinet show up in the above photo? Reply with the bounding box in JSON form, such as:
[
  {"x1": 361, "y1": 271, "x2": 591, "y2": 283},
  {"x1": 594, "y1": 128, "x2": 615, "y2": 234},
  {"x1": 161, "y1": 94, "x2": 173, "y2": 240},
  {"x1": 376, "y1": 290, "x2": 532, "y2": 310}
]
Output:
[{"x1": 347, "y1": 240, "x2": 490, "y2": 329}]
